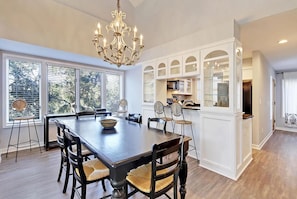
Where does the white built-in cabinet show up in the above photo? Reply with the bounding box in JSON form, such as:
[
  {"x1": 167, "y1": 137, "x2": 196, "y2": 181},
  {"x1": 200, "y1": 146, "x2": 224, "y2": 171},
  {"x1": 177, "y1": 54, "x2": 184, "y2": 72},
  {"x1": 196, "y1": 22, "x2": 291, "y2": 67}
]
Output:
[
  {"x1": 182, "y1": 52, "x2": 200, "y2": 77},
  {"x1": 171, "y1": 79, "x2": 192, "y2": 95},
  {"x1": 141, "y1": 38, "x2": 252, "y2": 181},
  {"x1": 168, "y1": 56, "x2": 182, "y2": 78},
  {"x1": 142, "y1": 63, "x2": 155, "y2": 104},
  {"x1": 156, "y1": 59, "x2": 168, "y2": 79},
  {"x1": 199, "y1": 39, "x2": 252, "y2": 180},
  {"x1": 144, "y1": 51, "x2": 200, "y2": 83}
]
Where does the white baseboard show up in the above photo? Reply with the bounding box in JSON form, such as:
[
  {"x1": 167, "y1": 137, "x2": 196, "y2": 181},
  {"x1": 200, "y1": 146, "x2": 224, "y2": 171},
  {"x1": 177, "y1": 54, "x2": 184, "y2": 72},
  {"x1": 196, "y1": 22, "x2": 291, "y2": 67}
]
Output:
[
  {"x1": 2, "y1": 142, "x2": 43, "y2": 155},
  {"x1": 276, "y1": 126, "x2": 297, "y2": 133},
  {"x1": 252, "y1": 130, "x2": 273, "y2": 150}
]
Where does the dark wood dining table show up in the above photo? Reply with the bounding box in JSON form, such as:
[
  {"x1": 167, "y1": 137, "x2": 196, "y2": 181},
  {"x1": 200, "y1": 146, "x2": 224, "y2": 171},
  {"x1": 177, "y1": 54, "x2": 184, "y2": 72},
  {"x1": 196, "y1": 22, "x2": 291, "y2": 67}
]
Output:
[{"x1": 57, "y1": 116, "x2": 189, "y2": 199}]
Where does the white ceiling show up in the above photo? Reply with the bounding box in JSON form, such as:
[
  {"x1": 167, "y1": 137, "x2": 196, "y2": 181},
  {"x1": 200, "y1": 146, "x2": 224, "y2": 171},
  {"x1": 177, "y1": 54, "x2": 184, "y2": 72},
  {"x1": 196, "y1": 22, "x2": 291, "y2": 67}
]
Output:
[
  {"x1": 241, "y1": 8, "x2": 297, "y2": 72},
  {"x1": 128, "y1": 0, "x2": 144, "y2": 8},
  {"x1": 54, "y1": 0, "x2": 297, "y2": 72}
]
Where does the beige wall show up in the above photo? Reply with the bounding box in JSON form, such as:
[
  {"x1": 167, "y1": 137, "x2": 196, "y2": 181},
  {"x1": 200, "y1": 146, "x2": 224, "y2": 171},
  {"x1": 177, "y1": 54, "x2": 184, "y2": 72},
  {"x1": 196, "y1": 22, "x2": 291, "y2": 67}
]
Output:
[
  {"x1": 252, "y1": 51, "x2": 275, "y2": 148},
  {"x1": 0, "y1": 0, "x2": 99, "y2": 58},
  {"x1": 140, "y1": 20, "x2": 239, "y2": 62}
]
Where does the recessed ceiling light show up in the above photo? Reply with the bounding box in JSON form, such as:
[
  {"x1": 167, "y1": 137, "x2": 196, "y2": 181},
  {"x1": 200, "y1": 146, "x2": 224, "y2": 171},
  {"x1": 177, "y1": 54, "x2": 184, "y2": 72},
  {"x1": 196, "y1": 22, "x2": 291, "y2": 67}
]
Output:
[{"x1": 278, "y1": 39, "x2": 288, "y2": 44}]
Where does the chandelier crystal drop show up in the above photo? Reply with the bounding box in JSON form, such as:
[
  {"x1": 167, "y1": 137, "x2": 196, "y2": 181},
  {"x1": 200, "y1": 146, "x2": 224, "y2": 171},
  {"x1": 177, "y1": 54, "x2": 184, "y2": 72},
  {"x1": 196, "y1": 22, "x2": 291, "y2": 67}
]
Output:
[{"x1": 92, "y1": 0, "x2": 144, "y2": 67}]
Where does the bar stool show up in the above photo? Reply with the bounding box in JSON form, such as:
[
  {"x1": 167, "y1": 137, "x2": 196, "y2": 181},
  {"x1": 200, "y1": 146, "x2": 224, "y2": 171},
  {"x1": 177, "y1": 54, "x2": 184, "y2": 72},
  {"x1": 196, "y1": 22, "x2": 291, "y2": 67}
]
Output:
[
  {"x1": 154, "y1": 101, "x2": 174, "y2": 130},
  {"x1": 171, "y1": 102, "x2": 198, "y2": 159},
  {"x1": 6, "y1": 99, "x2": 42, "y2": 162},
  {"x1": 117, "y1": 99, "x2": 128, "y2": 118}
]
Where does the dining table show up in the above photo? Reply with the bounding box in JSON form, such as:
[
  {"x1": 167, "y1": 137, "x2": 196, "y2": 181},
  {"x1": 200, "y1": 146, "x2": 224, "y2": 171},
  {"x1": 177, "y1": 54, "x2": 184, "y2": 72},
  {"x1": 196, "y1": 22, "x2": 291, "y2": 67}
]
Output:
[{"x1": 57, "y1": 116, "x2": 190, "y2": 199}]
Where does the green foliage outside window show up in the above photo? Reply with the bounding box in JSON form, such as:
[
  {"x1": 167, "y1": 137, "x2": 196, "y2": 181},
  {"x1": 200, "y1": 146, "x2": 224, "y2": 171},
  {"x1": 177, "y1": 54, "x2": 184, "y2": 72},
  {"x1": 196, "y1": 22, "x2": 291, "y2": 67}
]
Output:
[
  {"x1": 48, "y1": 65, "x2": 76, "y2": 114},
  {"x1": 8, "y1": 59, "x2": 41, "y2": 121},
  {"x1": 79, "y1": 70, "x2": 101, "y2": 110},
  {"x1": 106, "y1": 74, "x2": 121, "y2": 112}
]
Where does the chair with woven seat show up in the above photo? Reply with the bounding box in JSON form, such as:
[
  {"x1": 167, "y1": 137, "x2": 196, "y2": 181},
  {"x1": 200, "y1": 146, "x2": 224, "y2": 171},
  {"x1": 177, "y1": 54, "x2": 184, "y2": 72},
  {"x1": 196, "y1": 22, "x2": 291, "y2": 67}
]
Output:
[
  {"x1": 64, "y1": 129, "x2": 110, "y2": 199},
  {"x1": 171, "y1": 102, "x2": 198, "y2": 159},
  {"x1": 126, "y1": 137, "x2": 181, "y2": 199},
  {"x1": 76, "y1": 110, "x2": 96, "y2": 119},
  {"x1": 54, "y1": 120, "x2": 93, "y2": 193},
  {"x1": 6, "y1": 99, "x2": 42, "y2": 162},
  {"x1": 154, "y1": 101, "x2": 173, "y2": 131}
]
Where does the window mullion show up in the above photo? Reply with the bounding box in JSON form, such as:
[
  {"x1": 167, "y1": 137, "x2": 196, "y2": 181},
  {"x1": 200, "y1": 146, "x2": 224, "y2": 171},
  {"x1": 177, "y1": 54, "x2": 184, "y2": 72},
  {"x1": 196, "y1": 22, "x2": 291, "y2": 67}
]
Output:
[{"x1": 75, "y1": 69, "x2": 80, "y2": 112}]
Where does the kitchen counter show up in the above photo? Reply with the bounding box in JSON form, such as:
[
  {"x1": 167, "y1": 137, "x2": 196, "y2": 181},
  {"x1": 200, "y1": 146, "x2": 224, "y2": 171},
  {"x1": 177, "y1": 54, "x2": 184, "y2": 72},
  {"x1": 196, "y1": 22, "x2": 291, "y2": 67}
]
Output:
[
  {"x1": 164, "y1": 104, "x2": 200, "y2": 110},
  {"x1": 182, "y1": 106, "x2": 200, "y2": 110},
  {"x1": 142, "y1": 103, "x2": 200, "y2": 159}
]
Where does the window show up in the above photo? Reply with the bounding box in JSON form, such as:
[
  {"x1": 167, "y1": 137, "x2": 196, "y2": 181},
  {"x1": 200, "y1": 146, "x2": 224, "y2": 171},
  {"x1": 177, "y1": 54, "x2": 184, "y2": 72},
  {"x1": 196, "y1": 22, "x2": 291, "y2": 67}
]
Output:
[
  {"x1": 106, "y1": 73, "x2": 121, "y2": 112},
  {"x1": 79, "y1": 70, "x2": 102, "y2": 110},
  {"x1": 47, "y1": 64, "x2": 76, "y2": 114},
  {"x1": 3, "y1": 53, "x2": 124, "y2": 127},
  {"x1": 6, "y1": 57, "x2": 41, "y2": 122},
  {"x1": 282, "y1": 72, "x2": 297, "y2": 116}
]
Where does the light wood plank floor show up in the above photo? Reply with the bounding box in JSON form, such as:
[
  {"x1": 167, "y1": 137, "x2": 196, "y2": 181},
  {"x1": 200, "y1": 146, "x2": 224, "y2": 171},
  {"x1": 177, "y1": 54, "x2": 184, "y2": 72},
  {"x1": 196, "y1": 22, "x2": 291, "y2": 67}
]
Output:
[{"x1": 1, "y1": 130, "x2": 297, "y2": 199}]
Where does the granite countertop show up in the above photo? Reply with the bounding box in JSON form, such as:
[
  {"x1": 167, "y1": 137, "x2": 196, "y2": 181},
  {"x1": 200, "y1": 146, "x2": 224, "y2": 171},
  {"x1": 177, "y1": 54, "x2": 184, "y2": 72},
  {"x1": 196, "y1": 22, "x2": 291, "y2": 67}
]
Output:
[
  {"x1": 165, "y1": 104, "x2": 200, "y2": 110},
  {"x1": 182, "y1": 106, "x2": 200, "y2": 110}
]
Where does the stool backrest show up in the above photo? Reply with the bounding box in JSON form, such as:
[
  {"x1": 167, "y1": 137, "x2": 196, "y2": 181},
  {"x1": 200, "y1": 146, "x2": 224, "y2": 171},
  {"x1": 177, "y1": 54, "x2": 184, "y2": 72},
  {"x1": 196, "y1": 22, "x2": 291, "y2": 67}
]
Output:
[
  {"x1": 171, "y1": 102, "x2": 183, "y2": 118},
  {"x1": 118, "y1": 99, "x2": 128, "y2": 111},
  {"x1": 12, "y1": 99, "x2": 27, "y2": 112}
]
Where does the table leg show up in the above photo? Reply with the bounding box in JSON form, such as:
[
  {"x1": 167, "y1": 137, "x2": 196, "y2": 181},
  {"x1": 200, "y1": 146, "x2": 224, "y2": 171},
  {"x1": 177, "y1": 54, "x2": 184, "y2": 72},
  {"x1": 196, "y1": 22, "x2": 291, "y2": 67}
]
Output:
[
  {"x1": 179, "y1": 142, "x2": 188, "y2": 199},
  {"x1": 110, "y1": 178, "x2": 126, "y2": 199}
]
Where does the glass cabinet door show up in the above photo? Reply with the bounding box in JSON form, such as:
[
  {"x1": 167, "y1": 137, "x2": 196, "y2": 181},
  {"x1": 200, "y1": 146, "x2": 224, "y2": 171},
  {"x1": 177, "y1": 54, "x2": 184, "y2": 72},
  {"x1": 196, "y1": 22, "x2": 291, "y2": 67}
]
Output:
[
  {"x1": 203, "y1": 50, "x2": 230, "y2": 108},
  {"x1": 168, "y1": 57, "x2": 182, "y2": 77},
  {"x1": 183, "y1": 53, "x2": 199, "y2": 76},
  {"x1": 156, "y1": 62, "x2": 167, "y2": 79},
  {"x1": 143, "y1": 65, "x2": 155, "y2": 103},
  {"x1": 185, "y1": 79, "x2": 192, "y2": 94}
]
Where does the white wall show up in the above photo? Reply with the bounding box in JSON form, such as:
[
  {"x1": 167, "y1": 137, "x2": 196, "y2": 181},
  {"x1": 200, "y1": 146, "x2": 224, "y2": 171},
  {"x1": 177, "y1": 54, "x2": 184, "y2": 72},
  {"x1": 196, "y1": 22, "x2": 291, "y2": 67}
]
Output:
[
  {"x1": 275, "y1": 73, "x2": 284, "y2": 128},
  {"x1": 125, "y1": 66, "x2": 143, "y2": 114}
]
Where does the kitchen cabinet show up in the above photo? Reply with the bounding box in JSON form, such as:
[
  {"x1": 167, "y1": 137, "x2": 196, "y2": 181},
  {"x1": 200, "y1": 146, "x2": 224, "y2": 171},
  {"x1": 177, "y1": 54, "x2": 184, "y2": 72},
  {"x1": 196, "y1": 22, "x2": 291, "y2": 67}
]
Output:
[
  {"x1": 202, "y1": 49, "x2": 230, "y2": 109},
  {"x1": 171, "y1": 79, "x2": 192, "y2": 95},
  {"x1": 183, "y1": 52, "x2": 200, "y2": 77},
  {"x1": 143, "y1": 63, "x2": 155, "y2": 104},
  {"x1": 168, "y1": 56, "x2": 182, "y2": 78},
  {"x1": 156, "y1": 59, "x2": 168, "y2": 79},
  {"x1": 200, "y1": 40, "x2": 242, "y2": 113},
  {"x1": 199, "y1": 39, "x2": 249, "y2": 181}
]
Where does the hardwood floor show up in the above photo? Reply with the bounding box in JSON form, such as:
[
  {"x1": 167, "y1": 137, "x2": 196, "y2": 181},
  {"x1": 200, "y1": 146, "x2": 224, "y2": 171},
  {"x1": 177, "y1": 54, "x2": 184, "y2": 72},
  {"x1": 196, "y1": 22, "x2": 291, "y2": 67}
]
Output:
[{"x1": 0, "y1": 130, "x2": 297, "y2": 199}]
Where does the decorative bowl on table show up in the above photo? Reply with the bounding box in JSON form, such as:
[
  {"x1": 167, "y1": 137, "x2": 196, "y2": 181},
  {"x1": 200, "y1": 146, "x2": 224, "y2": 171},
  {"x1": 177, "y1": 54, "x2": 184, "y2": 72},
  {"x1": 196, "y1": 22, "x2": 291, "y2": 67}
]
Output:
[{"x1": 100, "y1": 119, "x2": 117, "y2": 129}]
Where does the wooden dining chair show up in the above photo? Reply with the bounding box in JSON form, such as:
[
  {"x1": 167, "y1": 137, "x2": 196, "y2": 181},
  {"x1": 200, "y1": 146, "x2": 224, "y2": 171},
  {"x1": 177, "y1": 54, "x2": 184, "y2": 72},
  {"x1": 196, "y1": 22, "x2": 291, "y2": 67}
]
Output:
[
  {"x1": 126, "y1": 137, "x2": 181, "y2": 199},
  {"x1": 54, "y1": 120, "x2": 92, "y2": 194},
  {"x1": 76, "y1": 110, "x2": 96, "y2": 119},
  {"x1": 64, "y1": 129, "x2": 110, "y2": 199},
  {"x1": 147, "y1": 117, "x2": 167, "y2": 133},
  {"x1": 126, "y1": 113, "x2": 142, "y2": 124}
]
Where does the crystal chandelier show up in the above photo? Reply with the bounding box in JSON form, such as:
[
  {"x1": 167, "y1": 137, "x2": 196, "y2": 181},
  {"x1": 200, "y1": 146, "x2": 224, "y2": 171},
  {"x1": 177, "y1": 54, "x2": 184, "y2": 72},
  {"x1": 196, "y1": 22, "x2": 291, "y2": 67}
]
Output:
[{"x1": 93, "y1": 0, "x2": 144, "y2": 67}]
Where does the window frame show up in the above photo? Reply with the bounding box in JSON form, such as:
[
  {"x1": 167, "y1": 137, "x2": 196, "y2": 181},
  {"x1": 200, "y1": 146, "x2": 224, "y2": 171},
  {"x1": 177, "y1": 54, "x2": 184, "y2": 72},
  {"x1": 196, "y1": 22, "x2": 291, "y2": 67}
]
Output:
[
  {"x1": 2, "y1": 52, "x2": 124, "y2": 128},
  {"x1": 3, "y1": 54, "x2": 43, "y2": 126}
]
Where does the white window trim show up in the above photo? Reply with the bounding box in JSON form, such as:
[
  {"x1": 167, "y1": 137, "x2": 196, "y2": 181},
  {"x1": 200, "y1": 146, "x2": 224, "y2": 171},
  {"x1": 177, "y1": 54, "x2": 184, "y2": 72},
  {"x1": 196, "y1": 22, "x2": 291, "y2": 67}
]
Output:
[
  {"x1": 2, "y1": 52, "x2": 125, "y2": 128},
  {"x1": 2, "y1": 53, "x2": 43, "y2": 128}
]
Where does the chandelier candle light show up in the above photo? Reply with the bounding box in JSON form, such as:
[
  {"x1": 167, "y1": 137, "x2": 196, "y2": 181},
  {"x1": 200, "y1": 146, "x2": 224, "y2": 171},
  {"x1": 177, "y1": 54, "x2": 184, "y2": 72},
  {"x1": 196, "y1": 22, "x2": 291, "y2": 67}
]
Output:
[{"x1": 93, "y1": 0, "x2": 144, "y2": 67}]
